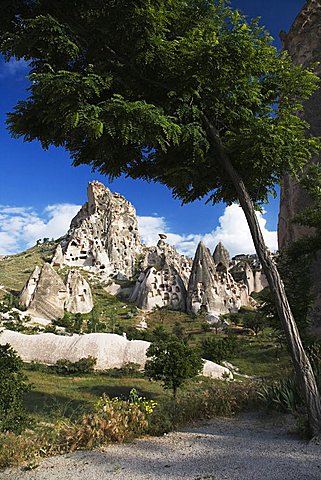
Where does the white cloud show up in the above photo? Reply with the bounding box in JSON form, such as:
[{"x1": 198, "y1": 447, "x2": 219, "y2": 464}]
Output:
[
  {"x1": 0, "y1": 202, "x2": 277, "y2": 260},
  {"x1": 137, "y1": 216, "x2": 167, "y2": 246},
  {"x1": 138, "y1": 204, "x2": 277, "y2": 258},
  {"x1": 0, "y1": 58, "x2": 29, "y2": 79},
  {"x1": 0, "y1": 204, "x2": 81, "y2": 255}
]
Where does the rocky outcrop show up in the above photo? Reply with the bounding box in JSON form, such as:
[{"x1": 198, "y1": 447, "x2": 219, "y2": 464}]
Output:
[
  {"x1": 213, "y1": 242, "x2": 230, "y2": 272},
  {"x1": 65, "y1": 270, "x2": 93, "y2": 314},
  {"x1": 51, "y1": 244, "x2": 64, "y2": 268},
  {"x1": 130, "y1": 263, "x2": 187, "y2": 311},
  {"x1": 141, "y1": 237, "x2": 192, "y2": 288},
  {"x1": 27, "y1": 264, "x2": 67, "y2": 320},
  {"x1": 19, "y1": 264, "x2": 93, "y2": 319},
  {"x1": 278, "y1": 1, "x2": 321, "y2": 327},
  {"x1": 187, "y1": 242, "x2": 249, "y2": 316},
  {"x1": 230, "y1": 258, "x2": 268, "y2": 295},
  {"x1": 0, "y1": 330, "x2": 231, "y2": 379},
  {"x1": 61, "y1": 181, "x2": 142, "y2": 279},
  {"x1": 19, "y1": 266, "x2": 41, "y2": 308},
  {"x1": 129, "y1": 237, "x2": 192, "y2": 311}
]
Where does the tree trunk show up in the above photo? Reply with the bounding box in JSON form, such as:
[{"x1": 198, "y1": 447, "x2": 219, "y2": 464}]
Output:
[{"x1": 203, "y1": 114, "x2": 321, "y2": 437}]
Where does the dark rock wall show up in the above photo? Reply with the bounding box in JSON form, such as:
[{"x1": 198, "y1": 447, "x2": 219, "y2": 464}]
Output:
[{"x1": 278, "y1": 0, "x2": 321, "y2": 328}]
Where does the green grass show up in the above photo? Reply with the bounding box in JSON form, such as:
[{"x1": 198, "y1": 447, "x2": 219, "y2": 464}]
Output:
[
  {"x1": 0, "y1": 242, "x2": 57, "y2": 292},
  {"x1": 229, "y1": 334, "x2": 291, "y2": 378},
  {"x1": 23, "y1": 369, "x2": 166, "y2": 423}
]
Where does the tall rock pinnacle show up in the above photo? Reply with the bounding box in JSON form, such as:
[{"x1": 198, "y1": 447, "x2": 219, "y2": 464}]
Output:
[
  {"x1": 213, "y1": 241, "x2": 230, "y2": 272},
  {"x1": 187, "y1": 242, "x2": 249, "y2": 316},
  {"x1": 62, "y1": 181, "x2": 142, "y2": 278}
]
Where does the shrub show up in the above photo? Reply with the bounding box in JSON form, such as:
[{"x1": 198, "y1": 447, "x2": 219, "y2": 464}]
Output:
[
  {"x1": 104, "y1": 362, "x2": 143, "y2": 378},
  {"x1": 259, "y1": 377, "x2": 301, "y2": 414},
  {"x1": 0, "y1": 344, "x2": 30, "y2": 433},
  {"x1": 0, "y1": 432, "x2": 40, "y2": 468},
  {"x1": 259, "y1": 341, "x2": 321, "y2": 419},
  {"x1": 145, "y1": 338, "x2": 204, "y2": 397},
  {"x1": 0, "y1": 293, "x2": 26, "y2": 313},
  {"x1": 174, "y1": 377, "x2": 259, "y2": 423},
  {"x1": 57, "y1": 391, "x2": 154, "y2": 451},
  {"x1": 201, "y1": 335, "x2": 239, "y2": 364},
  {"x1": 53, "y1": 356, "x2": 97, "y2": 375}
]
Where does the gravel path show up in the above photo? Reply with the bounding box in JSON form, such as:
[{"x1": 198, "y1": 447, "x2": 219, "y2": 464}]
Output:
[{"x1": 2, "y1": 413, "x2": 320, "y2": 480}]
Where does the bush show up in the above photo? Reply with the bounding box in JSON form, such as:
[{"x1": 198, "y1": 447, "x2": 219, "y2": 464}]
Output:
[
  {"x1": 53, "y1": 356, "x2": 97, "y2": 375},
  {"x1": 259, "y1": 341, "x2": 321, "y2": 420},
  {"x1": 174, "y1": 377, "x2": 258, "y2": 423},
  {"x1": 145, "y1": 338, "x2": 204, "y2": 397},
  {"x1": 259, "y1": 377, "x2": 301, "y2": 414},
  {"x1": 0, "y1": 344, "x2": 30, "y2": 433},
  {"x1": 57, "y1": 391, "x2": 155, "y2": 451},
  {"x1": 0, "y1": 293, "x2": 26, "y2": 313},
  {"x1": 0, "y1": 432, "x2": 40, "y2": 469},
  {"x1": 201, "y1": 335, "x2": 239, "y2": 364},
  {"x1": 104, "y1": 362, "x2": 143, "y2": 378}
]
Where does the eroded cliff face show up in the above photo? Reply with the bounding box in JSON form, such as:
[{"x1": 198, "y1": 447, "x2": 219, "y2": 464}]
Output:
[
  {"x1": 62, "y1": 181, "x2": 142, "y2": 279},
  {"x1": 278, "y1": 0, "x2": 321, "y2": 328},
  {"x1": 25, "y1": 263, "x2": 68, "y2": 320},
  {"x1": 187, "y1": 242, "x2": 250, "y2": 316},
  {"x1": 19, "y1": 264, "x2": 93, "y2": 319},
  {"x1": 129, "y1": 238, "x2": 191, "y2": 311}
]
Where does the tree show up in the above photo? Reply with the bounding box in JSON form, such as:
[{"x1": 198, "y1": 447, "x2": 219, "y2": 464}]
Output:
[
  {"x1": 145, "y1": 338, "x2": 203, "y2": 398},
  {"x1": 1, "y1": 0, "x2": 321, "y2": 434},
  {"x1": 0, "y1": 344, "x2": 30, "y2": 433}
]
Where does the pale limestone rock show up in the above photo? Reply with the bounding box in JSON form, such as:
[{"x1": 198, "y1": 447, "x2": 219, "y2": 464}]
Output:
[
  {"x1": 130, "y1": 263, "x2": 187, "y2": 311},
  {"x1": 62, "y1": 181, "x2": 142, "y2": 278},
  {"x1": 141, "y1": 239, "x2": 192, "y2": 287},
  {"x1": 51, "y1": 244, "x2": 64, "y2": 268},
  {"x1": 187, "y1": 242, "x2": 250, "y2": 316},
  {"x1": 0, "y1": 330, "x2": 149, "y2": 369},
  {"x1": 19, "y1": 266, "x2": 41, "y2": 308},
  {"x1": 213, "y1": 242, "x2": 230, "y2": 272},
  {"x1": 230, "y1": 256, "x2": 268, "y2": 294},
  {"x1": 65, "y1": 270, "x2": 93, "y2": 314},
  {"x1": 0, "y1": 330, "x2": 231, "y2": 379},
  {"x1": 242, "y1": 263, "x2": 268, "y2": 294},
  {"x1": 202, "y1": 360, "x2": 233, "y2": 380},
  {"x1": 130, "y1": 239, "x2": 192, "y2": 310},
  {"x1": 278, "y1": 1, "x2": 321, "y2": 328},
  {"x1": 28, "y1": 263, "x2": 67, "y2": 320}
]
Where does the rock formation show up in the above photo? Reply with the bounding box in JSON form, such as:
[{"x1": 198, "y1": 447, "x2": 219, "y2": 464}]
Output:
[
  {"x1": 26, "y1": 263, "x2": 67, "y2": 320},
  {"x1": 130, "y1": 263, "x2": 187, "y2": 311},
  {"x1": 213, "y1": 241, "x2": 230, "y2": 272},
  {"x1": 141, "y1": 237, "x2": 192, "y2": 287},
  {"x1": 230, "y1": 256, "x2": 268, "y2": 294},
  {"x1": 0, "y1": 329, "x2": 232, "y2": 379},
  {"x1": 64, "y1": 270, "x2": 93, "y2": 314},
  {"x1": 278, "y1": 0, "x2": 321, "y2": 327},
  {"x1": 187, "y1": 242, "x2": 249, "y2": 316},
  {"x1": 19, "y1": 264, "x2": 93, "y2": 319},
  {"x1": 129, "y1": 237, "x2": 192, "y2": 311},
  {"x1": 51, "y1": 244, "x2": 64, "y2": 268},
  {"x1": 61, "y1": 181, "x2": 142, "y2": 278},
  {"x1": 19, "y1": 265, "x2": 41, "y2": 308}
]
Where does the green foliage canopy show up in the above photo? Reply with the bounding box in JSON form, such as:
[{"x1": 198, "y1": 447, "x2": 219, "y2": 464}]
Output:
[
  {"x1": 145, "y1": 338, "x2": 203, "y2": 397},
  {"x1": 0, "y1": 344, "x2": 30, "y2": 433},
  {"x1": 1, "y1": 0, "x2": 320, "y2": 207}
]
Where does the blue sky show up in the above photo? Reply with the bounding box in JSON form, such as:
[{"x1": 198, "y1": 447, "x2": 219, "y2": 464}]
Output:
[{"x1": 0, "y1": 0, "x2": 305, "y2": 257}]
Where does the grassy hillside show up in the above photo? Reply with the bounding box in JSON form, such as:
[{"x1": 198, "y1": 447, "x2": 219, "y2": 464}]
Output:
[{"x1": 0, "y1": 241, "x2": 57, "y2": 292}]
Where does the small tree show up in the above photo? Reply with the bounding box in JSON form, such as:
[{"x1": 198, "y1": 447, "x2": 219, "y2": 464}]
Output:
[
  {"x1": 145, "y1": 338, "x2": 203, "y2": 398},
  {"x1": 242, "y1": 311, "x2": 266, "y2": 336},
  {"x1": 0, "y1": 344, "x2": 30, "y2": 433}
]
